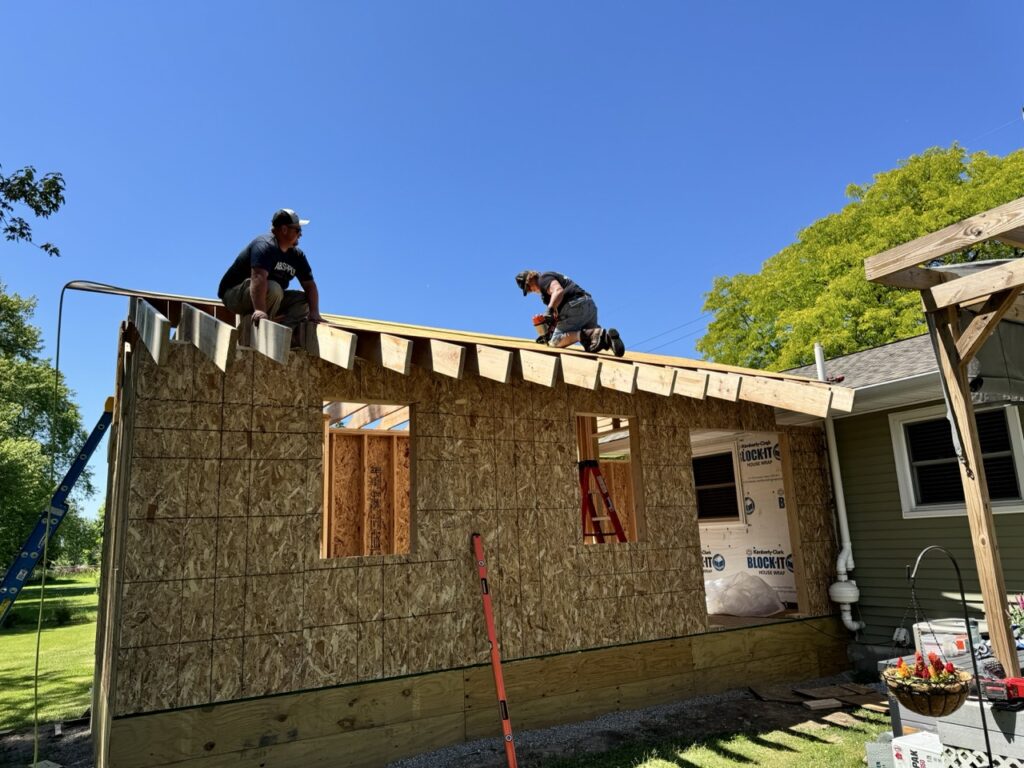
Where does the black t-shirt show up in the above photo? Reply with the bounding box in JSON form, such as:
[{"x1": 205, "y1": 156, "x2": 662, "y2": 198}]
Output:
[
  {"x1": 217, "y1": 233, "x2": 313, "y2": 299},
  {"x1": 537, "y1": 271, "x2": 587, "y2": 308}
]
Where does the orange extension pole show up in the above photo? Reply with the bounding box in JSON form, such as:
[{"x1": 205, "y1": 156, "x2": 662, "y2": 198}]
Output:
[{"x1": 471, "y1": 533, "x2": 518, "y2": 768}]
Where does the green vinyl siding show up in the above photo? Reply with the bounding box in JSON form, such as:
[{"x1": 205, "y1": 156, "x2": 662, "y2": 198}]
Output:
[{"x1": 834, "y1": 402, "x2": 1024, "y2": 649}]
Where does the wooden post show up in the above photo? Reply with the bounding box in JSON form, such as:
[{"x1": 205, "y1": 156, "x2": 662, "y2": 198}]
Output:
[
  {"x1": 777, "y1": 431, "x2": 810, "y2": 615},
  {"x1": 929, "y1": 307, "x2": 1021, "y2": 677}
]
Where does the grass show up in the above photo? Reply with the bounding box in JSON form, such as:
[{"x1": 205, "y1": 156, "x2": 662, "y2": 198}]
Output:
[
  {"x1": 537, "y1": 709, "x2": 891, "y2": 768},
  {"x1": 0, "y1": 571, "x2": 100, "y2": 731}
]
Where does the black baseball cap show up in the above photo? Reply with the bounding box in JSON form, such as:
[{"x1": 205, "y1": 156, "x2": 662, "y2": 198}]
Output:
[
  {"x1": 272, "y1": 208, "x2": 310, "y2": 228},
  {"x1": 515, "y1": 270, "x2": 532, "y2": 295}
]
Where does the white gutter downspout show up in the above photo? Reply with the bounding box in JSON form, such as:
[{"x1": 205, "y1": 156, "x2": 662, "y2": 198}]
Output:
[{"x1": 815, "y1": 343, "x2": 866, "y2": 632}]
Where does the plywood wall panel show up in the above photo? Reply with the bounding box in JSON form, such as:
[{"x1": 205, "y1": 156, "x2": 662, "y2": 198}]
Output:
[
  {"x1": 180, "y1": 578, "x2": 214, "y2": 642},
  {"x1": 212, "y1": 577, "x2": 245, "y2": 639},
  {"x1": 128, "y1": 457, "x2": 187, "y2": 519},
  {"x1": 394, "y1": 438, "x2": 411, "y2": 554},
  {"x1": 243, "y1": 631, "x2": 302, "y2": 697},
  {"x1": 243, "y1": 573, "x2": 303, "y2": 635},
  {"x1": 177, "y1": 641, "x2": 213, "y2": 708},
  {"x1": 300, "y1": 624, "x2": 359, "y2": 689},
  {"x1": 302, "y1": 567, "x2": 359, "y2": 627},
  {"x1": 246, "y1": 515, "x2": 306, "y2": 574},
  {"x1": 210, "y1": 638, "x2": 243, "y2": 702},
  {"x1": 135, "y1": 341, "x2": 194, "y2": 402}
]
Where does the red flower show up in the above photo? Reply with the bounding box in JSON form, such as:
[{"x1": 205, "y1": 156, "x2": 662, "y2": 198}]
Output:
[
  {"x1": 922, "y1": 667, "x2": 932, "y2": 679},
  {"x1": 896, "y1": 657, "x2": 905, "y2": 668},
  {"x1": 945, "y1": 662, "x2": 955, "y2": 674}
]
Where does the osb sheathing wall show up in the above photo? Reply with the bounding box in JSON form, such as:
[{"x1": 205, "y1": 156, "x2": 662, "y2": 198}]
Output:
[{"x1": 106, "y1": 340, "x2": 836, "y2": 719}]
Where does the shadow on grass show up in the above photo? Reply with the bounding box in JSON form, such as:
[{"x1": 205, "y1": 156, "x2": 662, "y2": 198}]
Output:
[{"x1": 0, "y1": 668, "x2": 92, "y2": 732}]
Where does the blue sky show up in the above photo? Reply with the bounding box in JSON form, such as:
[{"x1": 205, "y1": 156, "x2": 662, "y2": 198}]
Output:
[{"x1": 3, "y1": 1, "x2": 1023, "y2": 518}]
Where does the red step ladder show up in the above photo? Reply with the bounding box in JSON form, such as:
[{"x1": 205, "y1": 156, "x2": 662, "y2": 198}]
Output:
[{"x1": 578, "y1": 459, "x2": 627, "y2": 543}]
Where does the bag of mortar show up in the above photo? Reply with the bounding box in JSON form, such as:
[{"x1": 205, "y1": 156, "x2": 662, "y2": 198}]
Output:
[{"x1": 705, "y1": 572, "x2": 785, "y2": 617}]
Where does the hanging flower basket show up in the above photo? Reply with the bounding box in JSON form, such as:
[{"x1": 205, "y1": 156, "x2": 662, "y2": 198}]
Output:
[{"x1": 882, "y1": 652, "x2": 972, "y2": 718}]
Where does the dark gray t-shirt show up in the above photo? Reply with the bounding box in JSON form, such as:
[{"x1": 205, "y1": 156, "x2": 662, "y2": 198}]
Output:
[
  {"x1": 537, "y1": 271, "x2": 587, "y2": 308},
  {"x1": 218, "y1": 233, "x2": 313, "y2": 299}
]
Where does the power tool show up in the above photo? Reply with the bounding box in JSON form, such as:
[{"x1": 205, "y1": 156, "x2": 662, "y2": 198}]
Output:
[
  {"x1": 532, "y1": 313, "x2": 554, "y2": 344},
  {"x1": 980, "y1": 676, "x2": 1024, "y2": 706}
]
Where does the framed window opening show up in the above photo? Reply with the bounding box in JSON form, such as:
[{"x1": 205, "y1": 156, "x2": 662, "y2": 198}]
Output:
[
  {"x1": 321, "y1": 400, "x2": 412, "y2": 557},
  {"x1": 691, "y1": 443, "x2": 745, "y2": 526},
  {"x1": 574, "y1": 414, "x2": 642, "y2": 544},
  {"x1": 888, "y1": 403, "x2": 1024, "y2": 519}
]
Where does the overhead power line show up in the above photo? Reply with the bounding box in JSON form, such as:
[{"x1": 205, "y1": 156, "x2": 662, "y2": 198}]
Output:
[{"x1": 630, "y1": 313, "x2": 711, "y2": 349}]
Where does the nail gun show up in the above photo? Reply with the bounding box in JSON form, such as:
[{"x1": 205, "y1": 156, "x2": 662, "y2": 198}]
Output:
[{"x1": 532, "y1": 313, "x2": 554, "y2": 344}]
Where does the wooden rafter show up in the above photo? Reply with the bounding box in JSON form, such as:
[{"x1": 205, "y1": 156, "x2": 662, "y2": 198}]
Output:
[
  {"x1": 346, "y1": 403, "x2": 405, "y2": 431},
  {"x1": 561, "y1": 355, "x2": 601, "y2": 390},
  {"x1": 306, "y1": 323, "x2": 357, "y2": 370},
  {"x1": 465, "y1": 344, "x2": 512, "y2": 384},
  {"x1": 925, "y1": 258, "x2": 1024, "y2": 311},
  {"x1": 412, "y1": 338, "x2": 465, "y2": 379},
  {"x1": 518, "y1": 349, "x2": 559, "y2": 387},
  {"x1": 377, "y1": 406, "x2": 410, "y2": 431},
  {"x1": 177, "y1": 303, "x2": 237, "y2": 372},
  {"x1": 129, "y1": 297, "x2": 170, "y2": 366},
  {"x1": 324, "y1": 401, "x2": 370, "y2": 425}
]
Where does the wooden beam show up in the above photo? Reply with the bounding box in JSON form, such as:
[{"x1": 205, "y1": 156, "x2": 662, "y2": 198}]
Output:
[
  {"x1": 128, "y1": 297, "x2": 171, "y2": 366},
  {"x1": 176, "y1": 303, "x2": 237, "y2": 372},
  {"x1": 956, "y1": 288, "x2": 1023, "y2": 363},
  {"x1": 740, "y1": 376, "x2": 833, "y2": 419},
  {"x1": 635, "y1": 364, "x2": 676, "y2": 397},
  {"x1": 703, "y1": 370, "x2": 741, "y2": 401},
  {"x1": 929, "y1": 308, "x2": 1020, "y2": 676},
  {"x1": 377, "y1": 406, "x2": 410, "y2": 430},
  {"x1": 869, "y1": 265, "x2": 951, "y2": 290},
  {"x1": 518, "y1": 349, "x2": 559, "y2": 387},
  {"x1": 356, "y1": 332, "x2": 413, "y2": 375},
  {"x1": 599, "y1": 360, "x2": 638, "y2": 394},
  {"x1": 995, "y1": 226, "x2": 1024, "y2": 250},
  {"x1": 346, "y1": 403, "x2": 405, "y2": 430},
  {"x1": 926, "y1": 258, "x2": 1024, "y2": 311},
  {"x1": 412, "y1": 338, "x2": 465, "y2": 379},
  {"x1": 305, "y1": 323, "x2": 357, "y2": 370},
  {"x1": 465, "y1": 344, "x2": 512, "y2": 384},
  {"x1": 864, "y1": 196, "x2": 1024, "y2": 282},
  {"x1": 673, "y1": 369, "x2": 709, "y2": 399},
  {"x1": 560, "y1": 355, "x2": 601, "y2": 390}
]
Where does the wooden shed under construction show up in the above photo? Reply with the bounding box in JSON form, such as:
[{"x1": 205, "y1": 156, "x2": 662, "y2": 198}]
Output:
[{"x1": 89, "y1": 286, "x2": 856, "y2": 767}]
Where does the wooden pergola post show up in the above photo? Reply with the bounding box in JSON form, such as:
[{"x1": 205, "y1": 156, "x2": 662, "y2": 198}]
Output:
[{"x1": 865, "y1": 197, "x2": 1024, "y2": 677}]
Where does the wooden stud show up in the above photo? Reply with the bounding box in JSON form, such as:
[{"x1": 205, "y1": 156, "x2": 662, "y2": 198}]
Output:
[
  {"x1": 673, "y1": 369, "x2": 709, "y2": 399},
  {"x1": 777, "y1": 431, "x2": 810, "y2": 614},
  {"x1": 599, "y1": 360, "x2": 638, "y2": 394},
  {"x1": 176, "y1": 303, "x2": 237, "y2": 372},
  {"x1": 996, "y1": 226, "x2": 1024, "y2": 250},
  {"x1": 561, "y1": 355, "x2": 601, "y2": 390},
  {"x1": 929, "y1": 308, "x2": 1020, "y2": 676},
  {"x1": 518, "y1": 349, "x2": 559, "y2": 387},
  {"x1": 465, "y1": 344, "x2": 513, "y2": 384},
  {"x1": 412, "y1": 338, "x2": 466, "y2": 379},
  {"x1": 128, "y1": 297, "x2": 170, "y2": 366},
  {"x1": 864, "y1": 195, "x2": 1024, "y2": 283},
  {"x1": 322, "y1": 414, "x2": 331, "y2": 558},
  {"x1": 306, "y1": 323, "x2": 357, "y2": 370},
  {"x1": 704, "y1": 370, "x2": 741, "y2": 401},
  {"x1": 926, "y1": 258, "x2": 1024, "y2": 311},
  {"x1": 956, "y1": 288, "x2": 1022, "y2": 363},
  {"x1": 635, "y1": 364, "x2": 676, "y2": 397}
]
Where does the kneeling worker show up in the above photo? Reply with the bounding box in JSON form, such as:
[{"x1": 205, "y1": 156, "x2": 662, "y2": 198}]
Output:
[
  {"x1": 218, "y1": 208, "x2": 323, "y2": 327},
  {"x1": 515, "y1": 270, "x2": 625, "y2": 356}
]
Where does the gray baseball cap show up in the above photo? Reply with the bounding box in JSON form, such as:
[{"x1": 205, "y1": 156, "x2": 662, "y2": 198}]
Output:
[{"x1": 272, "y1": 208, "x2": 310, "y2": 227}]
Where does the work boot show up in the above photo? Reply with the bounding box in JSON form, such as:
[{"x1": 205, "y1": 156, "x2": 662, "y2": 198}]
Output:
[{"x1": 606, "y1": 328, "x2": 625, "y2": 357}]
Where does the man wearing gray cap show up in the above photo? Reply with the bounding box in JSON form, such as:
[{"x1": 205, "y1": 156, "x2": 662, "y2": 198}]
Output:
[{"x1": 218, "y1": 208, "x2": 323, "y2": 327}]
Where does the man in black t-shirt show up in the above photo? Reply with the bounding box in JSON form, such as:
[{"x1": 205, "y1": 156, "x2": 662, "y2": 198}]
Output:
[
  {"x1": 218, "y1": 209, "x2": 323, "y2": 328},
  {"x1": 515, "y1": 270, "x2": 625, "y2": 356}
]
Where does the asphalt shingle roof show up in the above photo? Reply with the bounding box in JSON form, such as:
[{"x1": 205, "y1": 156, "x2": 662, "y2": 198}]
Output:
[{"x1": 786, "y1": 334, "x2": 937, "y2": 390}]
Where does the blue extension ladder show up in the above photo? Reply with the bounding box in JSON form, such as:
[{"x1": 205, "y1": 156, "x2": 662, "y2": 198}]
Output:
[{"x1": 0, "y1": 397, "x2": 113, "y2": 624}]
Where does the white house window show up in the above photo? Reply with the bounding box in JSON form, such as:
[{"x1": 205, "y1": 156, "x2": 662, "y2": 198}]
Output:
[
  {"x1": 889, "y1": 404, "x2": 1024, "y2": 518},
  {"x1": 692, "y1": 449, "x2": 744, "y2": 523}
]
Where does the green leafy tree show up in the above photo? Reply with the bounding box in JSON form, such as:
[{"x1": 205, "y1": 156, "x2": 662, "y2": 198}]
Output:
[
  {"x1": 0, "y1": 285, "x2": 89, "y2": 566},
  {"x1": 53, "y1": 503, "x2": 103, "y2": 566},
  {"x1": 1, "y1": 164, "x2": 66, "y2": 256},
  {"x1": 697, "y1": 145, "x2": 1024, "y2": 370}
]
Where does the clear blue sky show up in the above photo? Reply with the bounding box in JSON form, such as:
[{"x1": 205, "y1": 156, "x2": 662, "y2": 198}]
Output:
[{"x1": 3, "y1": 1, "x2": 1023, "y2": 518}]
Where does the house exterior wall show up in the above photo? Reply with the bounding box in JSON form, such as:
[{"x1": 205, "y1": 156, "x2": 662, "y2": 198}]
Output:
[
  {"x1": 95, "y1": 336, "x2": 841, "y2": 766},
  {"x1": 834, "y1": 402, "x2": 1024, "y2": 651}
]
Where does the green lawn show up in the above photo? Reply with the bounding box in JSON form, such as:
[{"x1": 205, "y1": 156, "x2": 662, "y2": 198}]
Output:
[
  {"x1": 0, "y1": 572, "x2": 99, "y2": 731},
  {"x1": 537, "y1": 709, "x2": 891, "y2": 768}
]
